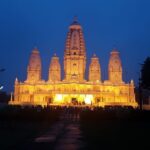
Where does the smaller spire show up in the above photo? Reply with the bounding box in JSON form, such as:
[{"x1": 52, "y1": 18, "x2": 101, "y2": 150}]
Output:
[
  {"x1": 10, "y1": 92, "x2": 13, "y2": 102},
  {"x1": 15, "y1": 77, "x2": 19, "y2": 84},
  {"x1": 131, "y1": 80, "x2": 134, "y2": 84},
  {"x1": 54, "y1": 53, "x2": 57, "y2": 57}
]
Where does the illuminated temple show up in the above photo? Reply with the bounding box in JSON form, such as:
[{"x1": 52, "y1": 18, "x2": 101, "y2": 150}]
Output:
[{"x1": 10, "y1": 19, "x2": 138, "y2": 107}]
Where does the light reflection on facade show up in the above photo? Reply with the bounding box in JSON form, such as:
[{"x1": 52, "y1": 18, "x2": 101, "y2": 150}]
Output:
[{"x1": 10, "y1": 18, "x2": 138, "y2": 108}]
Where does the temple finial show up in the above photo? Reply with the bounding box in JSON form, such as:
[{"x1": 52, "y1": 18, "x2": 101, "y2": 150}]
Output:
[
  {"x1": 15, "y1": 77, "x2": 19, "y2": 84},
  {"x1": 33, "y1": 46, "x2": 38, "y2": 51},
  {"x1": 71, "y1": 16, "x2": 80, "y2": 25},
  {"x1": 74, "y1": 16, "x2": 78, "y2": 22}
]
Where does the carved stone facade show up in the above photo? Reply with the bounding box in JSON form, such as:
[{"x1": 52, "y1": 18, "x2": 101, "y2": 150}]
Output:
[
  {"x1": 26, "y1": 48, "x2": 42, "y2": 83},
  {"x1": 89, "y1": 54, "x2": 101, "y2": 82},
  {"x1": 64, "y1": 19, "x2": 86, "y2": 82},
  {"x1": 108, "y1": 50, "x2": 123, "y2": 84},
  {"x1": 48, "y1": 54, "x2": 61, "y2": 82},
  {"x1": 10, "y1": 19, "x2": 138, "y2": 107}
]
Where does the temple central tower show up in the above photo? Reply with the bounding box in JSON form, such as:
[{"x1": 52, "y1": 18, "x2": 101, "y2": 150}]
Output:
[{"x1": 64, "y1": 18, "x2": 86, "y2": 82}]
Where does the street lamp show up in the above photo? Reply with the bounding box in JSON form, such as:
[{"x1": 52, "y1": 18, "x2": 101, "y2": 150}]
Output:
[
  {"x1": 0, "y1": 68, "x2": 5, "y2": 91},
  {"x1": 0, "y1": 86, "x2": 3, "y2": 90}
]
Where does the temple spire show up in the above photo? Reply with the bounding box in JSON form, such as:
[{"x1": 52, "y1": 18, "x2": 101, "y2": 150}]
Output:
[
  {"x1": 64, "y1": 18, "x2": 86, "y2": 82},
  {"x1": 89, "y1": 54, "x2": 101, "y2": 82},
  {"x1": 26, "y1": 48, "x2": 42, "y2": 83},
  {"x1": 108, "y1": 49, "x2": 123, "y2": 84},
  {"x1": 48, "y1": 55, "x2": 61, "y2": 82}
]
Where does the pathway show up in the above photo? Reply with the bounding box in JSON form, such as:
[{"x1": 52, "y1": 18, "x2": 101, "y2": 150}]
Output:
[{"x1": 27, "y1": 111, "x2": 85, "y2": 150}]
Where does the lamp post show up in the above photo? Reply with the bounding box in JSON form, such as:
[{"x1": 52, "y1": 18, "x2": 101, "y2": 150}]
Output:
[{"x1": 0, "y1": 68, "x2": 5, "y2": 90}]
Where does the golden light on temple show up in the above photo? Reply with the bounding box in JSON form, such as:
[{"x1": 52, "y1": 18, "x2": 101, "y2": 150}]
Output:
[
  {"x1": 84, "y1": 95, "x2": 93, "y2": 105},
  {"x1": 9, "y1": 18, "x2": 138, "y2": 108},
  {"x1": 54, "y1": 94, "x2": 63, "y2": 104}
]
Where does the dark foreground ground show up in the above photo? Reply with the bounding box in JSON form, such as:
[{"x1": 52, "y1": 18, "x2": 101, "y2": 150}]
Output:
[
  {"x1": 0, "y1": 106, "x2": 61, "y2": 150},
  {"x1": 80, "y1": 108, "x2": 150, "y2": 150},
  {"x1": 0, "y1": 105, "x2": 150, "y2": 150}
]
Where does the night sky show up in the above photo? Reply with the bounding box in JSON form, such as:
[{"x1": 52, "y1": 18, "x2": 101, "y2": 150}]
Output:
[{"x1": 0, "y1": 0, "x2": 150, "y2": 93}]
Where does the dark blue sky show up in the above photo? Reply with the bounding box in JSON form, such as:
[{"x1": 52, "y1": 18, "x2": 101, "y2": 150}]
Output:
[{"x1": 0, "y1": 0, "x2": 150, "y2": 93}]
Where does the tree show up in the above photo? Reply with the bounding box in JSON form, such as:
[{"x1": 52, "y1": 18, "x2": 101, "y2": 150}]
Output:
[
  {"x1": 140, "y1": 57, "x2": 150, "y2": 90},
  {"x1": 0, "y1": 91, "x2": 10, "y2": 103}
]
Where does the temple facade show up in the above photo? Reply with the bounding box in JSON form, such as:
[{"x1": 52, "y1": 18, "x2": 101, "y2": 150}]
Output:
[{"x1": 10, "y1": 19, "x2": 138, "y2": 107}]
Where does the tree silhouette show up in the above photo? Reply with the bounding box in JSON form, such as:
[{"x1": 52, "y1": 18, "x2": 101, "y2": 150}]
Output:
[{"x1": 141, "y1": 57, "x2": 150, "y2": 90}]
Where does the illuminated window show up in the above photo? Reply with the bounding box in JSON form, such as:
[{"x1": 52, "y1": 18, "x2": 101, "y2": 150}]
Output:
[{"x1": 85, "y1": 95, "x2": 93, "y2": 105}]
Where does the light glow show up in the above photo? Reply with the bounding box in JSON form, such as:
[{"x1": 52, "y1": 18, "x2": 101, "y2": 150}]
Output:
[
  {"x1": 0, "y1": 86, "x2": 3, "y2": 90},
  {"x1": 54, "y1": 94, "x2": 63, "y2": 103},
  {"x1": 85, "y1": 95, "x2": 93, "y2": 105}
]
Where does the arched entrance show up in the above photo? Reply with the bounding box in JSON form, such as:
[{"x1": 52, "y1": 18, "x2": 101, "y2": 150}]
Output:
[
  {"x1": 71, "y1": 97, "x2": 78, "y2": 105},
  {"x1": 45, "y1": 96, "x2": 53, "y2": 105}
]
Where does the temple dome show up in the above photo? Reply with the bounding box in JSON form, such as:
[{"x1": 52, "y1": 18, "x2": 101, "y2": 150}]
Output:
[
  {"x1": 89, "y1": 53, "x2": 101, "y2": 82},
  {"x1": 48, "y1": 53, "x2": 61, "y2": 82},
  {"x1": 28, "y1": 47, "x2": 41, "y2": 70},
  {"x1": 108, "y1": 49, "x2": 123, "y2": 83},
  {"x1": 69, "y1": 16, "x2": 82, "y2": 29},
  {"x1": 26, "y1": 47, "x2": 42, "y2": 83},
  {"x1": 65, "y1": 17, "x2": 85, "y2": 52},
  {"x1": 109, "y1": 49, "x2": 122, "y2": 71}
]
